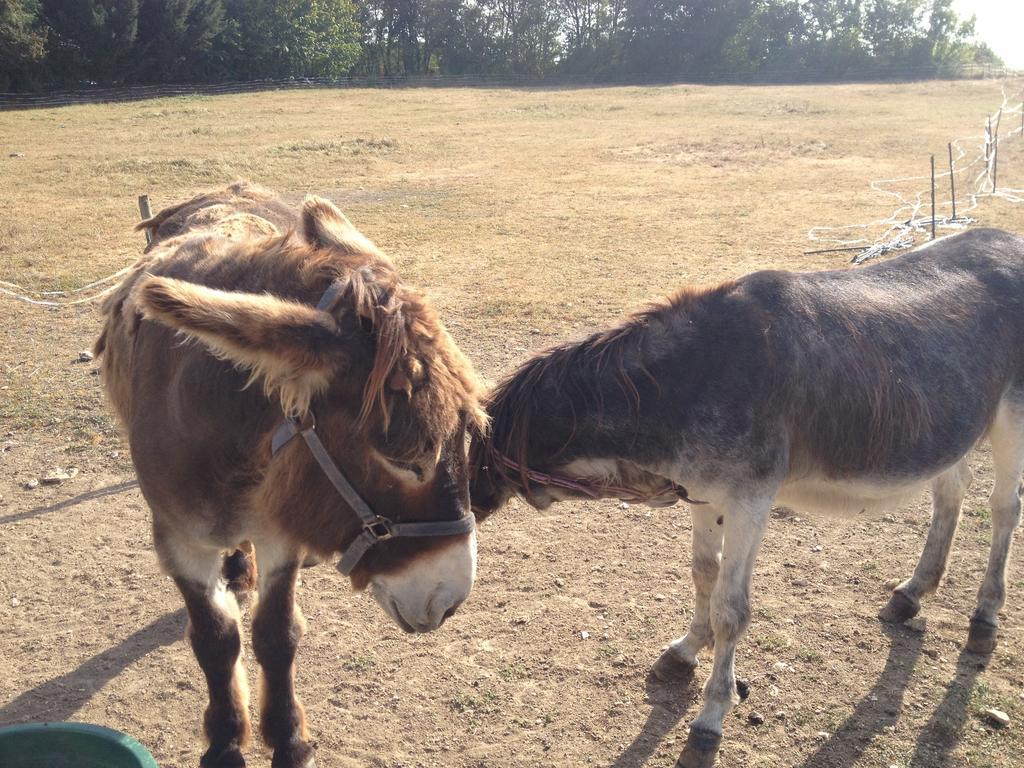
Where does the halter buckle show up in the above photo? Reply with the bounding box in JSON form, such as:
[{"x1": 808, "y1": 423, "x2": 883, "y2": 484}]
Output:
[{"x1": 365, "y1": 516, "x2": 394, "y2": 542}]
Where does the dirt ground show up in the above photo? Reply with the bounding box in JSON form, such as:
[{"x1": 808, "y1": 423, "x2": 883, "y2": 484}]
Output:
[{"x1": 2, "y1": 80, "x2": 1024, "y2": 768}]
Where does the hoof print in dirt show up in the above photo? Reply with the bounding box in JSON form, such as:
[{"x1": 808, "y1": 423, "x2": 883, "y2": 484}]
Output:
[
  {"x1": 651, "y1": 648, "x2": 697, "y2": 683},
  {"x1": 878, "y1": 589, "x2": 920, "y2": 624},
  {"x1": 675, "y1": 727, "x2": 721, "y2": 768}
]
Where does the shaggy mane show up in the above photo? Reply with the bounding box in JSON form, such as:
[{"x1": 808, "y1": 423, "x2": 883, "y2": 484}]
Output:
[
  {"x1": 477, "y1": 282, "x2": 734, "y2": 488},
  {"x1": 101, "y1": 181, "x2": 486, "y2": 436}
]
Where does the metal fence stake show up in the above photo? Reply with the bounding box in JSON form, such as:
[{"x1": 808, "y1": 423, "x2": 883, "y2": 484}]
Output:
[
  {"x1": 930, "y1": 155, "x2": 936, "y2": 240},
  {"x1": 948, "y1": 142, "x2": 956, "y2": 221}
]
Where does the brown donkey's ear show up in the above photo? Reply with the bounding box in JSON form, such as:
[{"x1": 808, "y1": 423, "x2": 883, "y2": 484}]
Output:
[
  {"x1": 134, "y1": 276, "x2": 342, "y2": 415},
  {"x1": 300, "y1": 195, "x2": 380, "y2": 256}
]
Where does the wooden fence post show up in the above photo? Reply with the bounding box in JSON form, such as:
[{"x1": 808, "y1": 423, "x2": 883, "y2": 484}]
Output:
[{"x1": 138, "y1": 195, "x2": 153, "y2": 245}]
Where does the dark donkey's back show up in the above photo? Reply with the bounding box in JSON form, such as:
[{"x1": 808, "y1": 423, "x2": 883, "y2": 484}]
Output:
[
  {"x1": 754, "y1": 227, "x2": 1024, "y2": 482},
  {"x1": 469, "y1": 227, "x2": 1024, "y2": 768}
]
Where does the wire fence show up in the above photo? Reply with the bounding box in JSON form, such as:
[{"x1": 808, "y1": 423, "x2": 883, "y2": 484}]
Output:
[
  {"x1": 808, "y1": 80, "x2": 1024, "y2": 262},
  {"x1": 0, "y1": 63, "x2": 1016, "y2": 111}
]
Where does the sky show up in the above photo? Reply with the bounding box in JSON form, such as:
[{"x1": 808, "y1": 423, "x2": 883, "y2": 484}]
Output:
[{"x1": 953, "y1": 0, "x2": 1024, "y2": 69}]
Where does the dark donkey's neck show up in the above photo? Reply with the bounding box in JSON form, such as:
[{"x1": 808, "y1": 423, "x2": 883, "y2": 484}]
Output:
[{"x1": 485, "y1": 282, "x2": 745, "y2": 488}]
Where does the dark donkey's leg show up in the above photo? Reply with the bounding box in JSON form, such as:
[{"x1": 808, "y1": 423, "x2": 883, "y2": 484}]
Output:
[
  {"x1": 251, "y1": 548, "x2": 315, "y2": 768},
  {"x1": 677, "y1": 495, "x2": 771, "y2": 768},
  {"x1": 880, "y1": 457, "x2": 972, "y2": 623},
  {"x1": 968, "y1": 397, "x2": 1024, "y2": 654},
  {"x1": 159, "y1": 531, "x2": 251, "y2": 768},
  {"x1": 653, "y1": 504, "x2": 724, "y2": 681}
]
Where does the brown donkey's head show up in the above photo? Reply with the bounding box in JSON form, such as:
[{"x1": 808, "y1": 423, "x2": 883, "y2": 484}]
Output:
[{"x1": 133, "y1": 196, "x2": 487, "y2": 633}]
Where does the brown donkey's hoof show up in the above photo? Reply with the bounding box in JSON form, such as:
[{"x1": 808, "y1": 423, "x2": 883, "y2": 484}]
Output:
[
  {"x1": 301, "y1": 551, "x2": 325, "y2": 568},
  {"x1": 271, "y1": 740, "x2": 315, "y2": 768},
  {"x1": 224, "y1": 548, "x2": 257, "y2": 600},
  {"x1": 200, "y1": 746, "x2": 246, "y2": 768},
  {"x1": 675, "y1": 727, "x2": 721, "y2": 768},
  {"x1": 878, "y1": 589, "x2": 919, "y2": 624},
  {"x1": 652, "y1": 647, "x2": 697, "y2": 683},
  {"x1": 965, "y1": 619, "x2": 998, "y2": 655}
]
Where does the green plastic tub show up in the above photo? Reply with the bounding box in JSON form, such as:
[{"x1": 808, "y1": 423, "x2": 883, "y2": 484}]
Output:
[{"x1": 0, "y1": 722, "x2": 158, "y2": 768}]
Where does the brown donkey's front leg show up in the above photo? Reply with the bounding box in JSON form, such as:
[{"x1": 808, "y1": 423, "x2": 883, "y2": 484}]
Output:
[
  {"x1": 252, "y1": 557, "x2": 315, "y2": 768},
  {"x1": 176, "y1": 576, "x2": 251, "y2": 767}
]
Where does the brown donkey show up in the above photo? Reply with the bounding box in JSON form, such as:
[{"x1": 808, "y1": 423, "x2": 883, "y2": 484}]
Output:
[
  {"x1": 96, "y1": 182, "x2": 485, "y2": 768},
  {"x1": 470, "y1": 228, "x2": 1024, "y2": 768}
]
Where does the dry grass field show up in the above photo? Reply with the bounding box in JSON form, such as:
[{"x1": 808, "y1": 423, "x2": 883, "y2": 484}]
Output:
[{"x1": 2, "y1": 79, "x2": 1024, "y2": 768}]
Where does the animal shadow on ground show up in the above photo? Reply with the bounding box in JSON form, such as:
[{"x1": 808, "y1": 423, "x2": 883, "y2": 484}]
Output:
[
  {"x1": 0, "y1": 608, "x2": 186, "y2": 725},
  {"x1": 609, "y1": 662, "x2": 701, "y2": 768},
  {"x1": 799, "y1": 620, "x2": 988, "y2": 768},
  {"x1": 0, "y1": 480, "x2": 138, "y2": 525},
  {"x1": 907, "y1": 645, "x2": 991, "y2": 767}
]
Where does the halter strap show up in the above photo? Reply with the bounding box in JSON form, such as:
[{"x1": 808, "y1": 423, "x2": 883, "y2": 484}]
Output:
[
  {"x1": 269, "y1": 280, "x2": 473, "y2": 575},
  {"x1": 272, "y1": 415, "x2": 474, "y2": 574}
]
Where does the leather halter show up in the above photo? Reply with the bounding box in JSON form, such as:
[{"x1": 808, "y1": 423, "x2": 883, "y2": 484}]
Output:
[
  {"x1": 269, "y1": 280, "x2": 475, "y2": 576},
  {"x1": 489, "y1": 449, "x2": 706, "y2": 506}
]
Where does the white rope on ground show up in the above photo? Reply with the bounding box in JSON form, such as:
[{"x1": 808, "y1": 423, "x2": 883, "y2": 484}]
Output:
[
  {"x1": 0, "y1": 279, "x2": 124, "y2": 307},
  {"x1": 0, "y1": 265, "x2": 133, "y2": 307},
  {"x1": 808, "y1": 81, "x2": 1024, "y2": 263}
]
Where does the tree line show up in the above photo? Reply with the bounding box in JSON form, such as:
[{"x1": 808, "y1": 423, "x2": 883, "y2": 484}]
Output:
[{"x1": 0, "y1": 0, "x2": 1002, "y2": 91}]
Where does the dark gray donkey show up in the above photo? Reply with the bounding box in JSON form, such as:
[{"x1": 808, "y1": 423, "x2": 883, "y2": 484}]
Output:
[{"x1": 469, "y1": 228, "x2": 1024, "y2": 767}]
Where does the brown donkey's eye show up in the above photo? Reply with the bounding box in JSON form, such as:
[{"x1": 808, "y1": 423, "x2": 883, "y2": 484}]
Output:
[{"x1": 388, "y1": 459, "x2": 425, "y2": 481}]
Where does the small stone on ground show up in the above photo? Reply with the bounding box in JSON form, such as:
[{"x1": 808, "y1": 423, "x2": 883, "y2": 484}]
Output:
[
  {"x1": 982, "y1": 708, "x2": 1010, "y2": 727},
  {"x1": 40, "y1": 467, "x2": 78, "y2": 485}
]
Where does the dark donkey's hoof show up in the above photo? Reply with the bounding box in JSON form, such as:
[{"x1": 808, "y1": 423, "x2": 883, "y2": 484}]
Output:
[
  {"x1": 965, "y1": 618, "x2": 998, "y2": 655},
  {"x1": 735, "y1": 677, "x2": 750, "y2": 702},
  {"x1": 652, "y1": 647, "x2": 698, "y2": 683},
  {"x1": 878, "y1": 589, "x2": 919, "y2": 624},
  {"x1": 200, "y1": 745, "x2": 246, "y2": 768},
  {"x1": 675, "y1": 727, "x2": 721, "y2": 768}
]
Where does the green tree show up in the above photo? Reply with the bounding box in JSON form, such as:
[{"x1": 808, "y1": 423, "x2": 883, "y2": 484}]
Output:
[
  {"x1": 722, "y1": 0, "x2": 807, "y2": 76},
  {"x1": 861, "y1": 0, "x2": 924, "y2": 67},
  {"x1": 356, "y1": 0, "x2": 422, "y2": 74},
  {"x1": 923, "y1": 0, "x2": 975, "y2": 66},
  {"x1": 799, "y1": 0, "x2": 868, "y2": 76},
  {"x1": 3, "y1": 0, "x2": 1006, "y2": 89},
  {"x1": 419, "y1": 0, "x2": 497, "y2": 74},
  {"x1": 557, "y1": 0, "x2": 626, "y2": 74},
  {"x1": 219, "y1": 0, "x2": 360, "y2": 79},
  {"x1": 133, "y1": 0, "x2": 226, "y2": 82},
  {"x1": 0, "y1": 0, "x2": 46, "y2": 88},
  {"x1": 42, "y1": 0, "x2": 140, "y2": 84},
  {"x1": 487, "y1": 0, "x2": 562, "y2": 74},
  {"x1": 622, "y1": 0, "x2": 752, "y2": 75}
]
